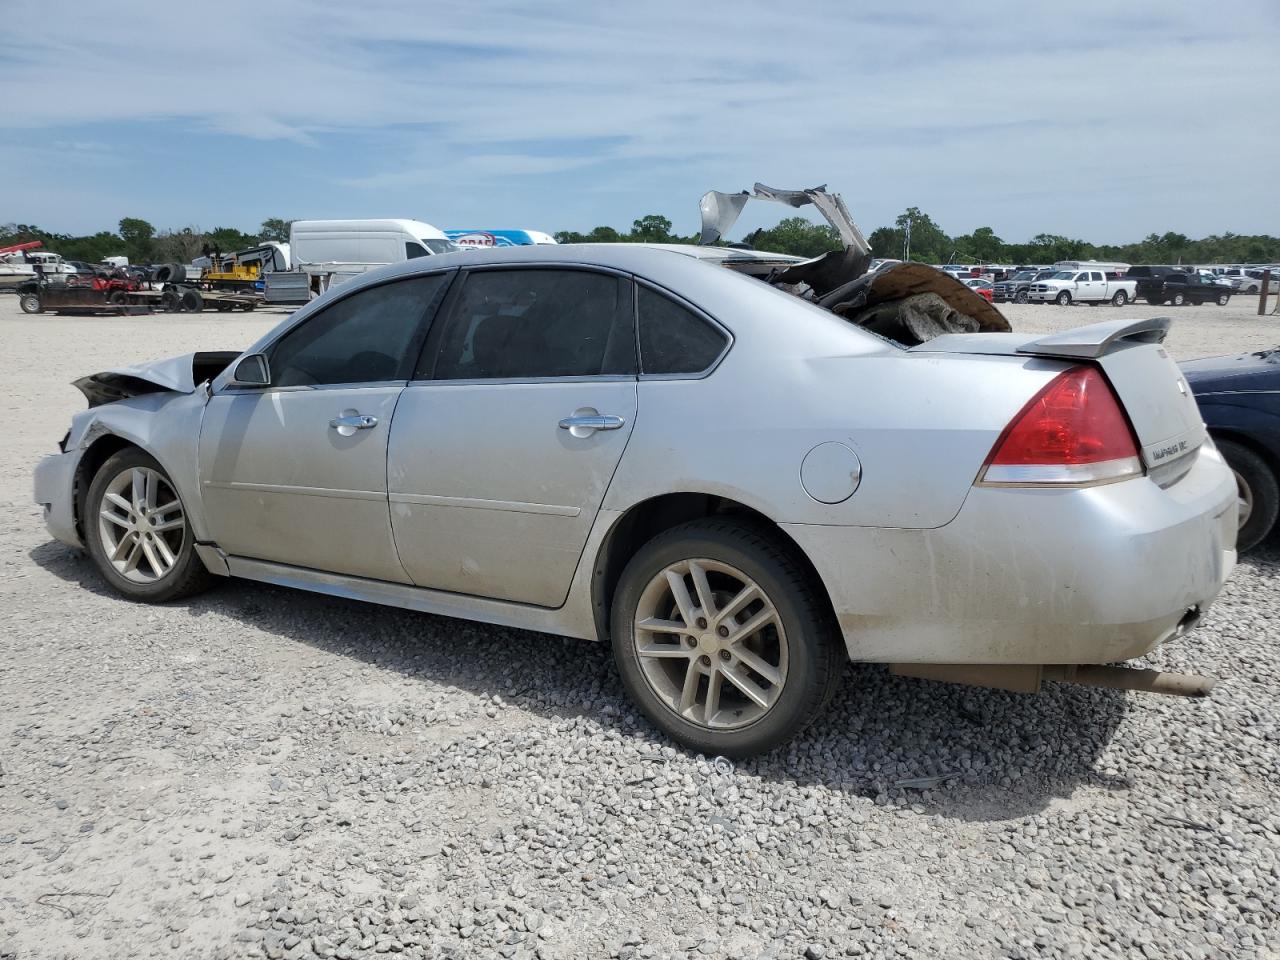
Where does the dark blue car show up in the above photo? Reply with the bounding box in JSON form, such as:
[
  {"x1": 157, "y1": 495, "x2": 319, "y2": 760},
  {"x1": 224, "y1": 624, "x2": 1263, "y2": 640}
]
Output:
[{"x1": 1182, "y1": 348, "x2": 1280, "y2": 551}]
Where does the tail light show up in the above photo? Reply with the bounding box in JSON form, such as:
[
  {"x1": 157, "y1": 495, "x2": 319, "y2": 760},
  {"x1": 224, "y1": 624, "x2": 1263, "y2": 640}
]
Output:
[{"x1": 979, "y1": 366, "x2": 1142, "y2": 486}]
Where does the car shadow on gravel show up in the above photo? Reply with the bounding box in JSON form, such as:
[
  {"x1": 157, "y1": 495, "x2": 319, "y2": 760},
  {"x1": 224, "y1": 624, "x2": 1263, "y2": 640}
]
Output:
[{"x1": 31, "y1": 540, "x2": 1132, "y2": 822}]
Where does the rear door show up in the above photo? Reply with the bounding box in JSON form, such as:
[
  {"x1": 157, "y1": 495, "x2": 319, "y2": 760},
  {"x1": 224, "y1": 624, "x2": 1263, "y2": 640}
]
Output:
[
  {"x1": 387, "y1": 266, "x2": 637, "y2": 606},
  {"x1": 1076, "y1": 271, "x2": 1105, "y2": 300},
  {"x1": 199, "y1": 272, "x2": 451, "y2": 582}
]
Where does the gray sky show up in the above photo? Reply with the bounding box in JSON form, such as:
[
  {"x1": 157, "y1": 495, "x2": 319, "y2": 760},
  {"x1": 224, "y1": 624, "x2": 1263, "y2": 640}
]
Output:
[{"x1": 2, "y1": 1, "x2": 1277, "y2": 242}]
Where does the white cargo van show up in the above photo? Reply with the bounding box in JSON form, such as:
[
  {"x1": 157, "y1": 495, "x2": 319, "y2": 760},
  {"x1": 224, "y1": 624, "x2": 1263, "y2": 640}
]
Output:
[{"x1": 265, "y1": 219, "x2": 456, "y2": 303}]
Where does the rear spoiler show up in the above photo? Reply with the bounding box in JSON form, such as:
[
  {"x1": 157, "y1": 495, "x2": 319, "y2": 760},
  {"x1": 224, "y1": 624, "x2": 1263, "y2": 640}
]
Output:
[
  {"x1": 913, "y1": 317, "x2": 1171, "y2": 361},
  {"x1": 1017, "y1": 317, "x2": 1170, "y2": 359}
]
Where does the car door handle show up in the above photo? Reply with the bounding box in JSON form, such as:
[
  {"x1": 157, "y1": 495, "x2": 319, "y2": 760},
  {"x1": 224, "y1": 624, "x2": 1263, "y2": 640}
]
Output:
[
  {"x1": 329, "y1": 414, "x2": 378, "y2": 430},
  {"x1": 558, "y1": 414, "x2": 625, "y2": 432}
]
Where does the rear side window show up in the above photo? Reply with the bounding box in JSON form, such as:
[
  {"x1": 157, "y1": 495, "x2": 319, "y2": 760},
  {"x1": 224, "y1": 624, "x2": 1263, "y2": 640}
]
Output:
[
  {"x1": 270, "y1": 274, "x2": 447, "y2": 387},
  {"x1": 427, "y1": 269, "x2": 634, "y2": 380},
  {"x1": 638, "y1": 286, "x2": 728, "y2": 376}
]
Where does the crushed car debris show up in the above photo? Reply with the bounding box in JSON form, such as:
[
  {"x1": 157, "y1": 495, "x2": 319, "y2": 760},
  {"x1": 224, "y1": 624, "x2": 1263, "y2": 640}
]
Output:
[{"x1": 699, "y1": 183, "x2": 1010, "y2": 345}]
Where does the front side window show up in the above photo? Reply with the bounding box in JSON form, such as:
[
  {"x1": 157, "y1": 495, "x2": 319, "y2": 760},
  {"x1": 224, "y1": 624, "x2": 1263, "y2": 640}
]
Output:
[
  {"x1": 638, "y1": 285, "x2": 729, "y2": 376},
  {"x1": 270, "y1": 274, "x2": 448, "y2": 387},
  {"x1": 405, "y1": 242, "x2": 429, "y2": 259},
  {"x1": 427, "y1": 269, "x2": 634, "y2": 380}
]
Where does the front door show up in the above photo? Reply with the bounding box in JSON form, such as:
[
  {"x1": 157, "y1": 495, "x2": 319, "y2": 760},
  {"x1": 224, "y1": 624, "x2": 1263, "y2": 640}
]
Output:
[
  {"x1": 387, "y1": 266, "x2": 638, "y2": 606},
  {"x1": 199, "y1": 272, "x2": 451, "y2": 582}
]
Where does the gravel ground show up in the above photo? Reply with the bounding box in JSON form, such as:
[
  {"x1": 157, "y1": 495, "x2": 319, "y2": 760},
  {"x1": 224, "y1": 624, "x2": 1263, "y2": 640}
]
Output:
[{"x1": 1, "y1": 292, "x2": 1278, "y2": 960}]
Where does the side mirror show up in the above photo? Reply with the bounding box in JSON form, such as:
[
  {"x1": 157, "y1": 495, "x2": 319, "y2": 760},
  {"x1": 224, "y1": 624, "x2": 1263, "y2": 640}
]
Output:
[{"x1": 231, "y1": 353, "x2": 271, "y2": 386}]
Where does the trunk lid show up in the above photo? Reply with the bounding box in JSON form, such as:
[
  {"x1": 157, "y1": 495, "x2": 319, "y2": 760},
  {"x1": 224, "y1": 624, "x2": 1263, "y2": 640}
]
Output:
[{"x1": 916, "y1": 318, "x2": 1205, "y2": 476}]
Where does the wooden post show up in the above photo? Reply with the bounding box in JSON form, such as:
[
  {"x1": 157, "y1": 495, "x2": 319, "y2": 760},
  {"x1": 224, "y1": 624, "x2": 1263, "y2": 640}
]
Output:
[{"x1": 1260, "y1": 270, "x2": 1272, "y2": 316}]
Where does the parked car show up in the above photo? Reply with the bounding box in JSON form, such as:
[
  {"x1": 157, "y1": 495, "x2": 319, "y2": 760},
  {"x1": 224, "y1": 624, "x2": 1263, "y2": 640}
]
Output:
[
  {"x1": 1229, "y1": 268, "x2": 1274, "y2": 295},
  {"x1": 993, "y1": 269, "x2": 1057, "y2": 303},
  {"x1": 961, "y1": 277, "x2": 994, "y2": 302},
  {"x1": 1026, "y1": 269, "x2": 1138, "y2": 306},
  {"x1": 34, "y1": 245, "x2": 1236, "y2": 756},
  {"x1": 1182, "y1": 349, "x2": 1280, "y2": 551},
  {"x1": 1139, "y1": 271, "x2": 1233, "y2": 306}
]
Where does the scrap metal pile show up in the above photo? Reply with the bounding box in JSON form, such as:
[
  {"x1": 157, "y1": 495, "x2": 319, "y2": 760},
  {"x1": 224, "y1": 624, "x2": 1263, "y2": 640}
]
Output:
[{"x1": 699, "y1": 184, "x2": 1011, "y2": 345}]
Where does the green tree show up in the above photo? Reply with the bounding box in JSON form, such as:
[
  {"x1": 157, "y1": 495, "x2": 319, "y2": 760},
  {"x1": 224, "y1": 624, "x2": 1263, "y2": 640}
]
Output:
[
  {"x1": 629, "y1": 215, "x2": 674, "y2": 243},
  {"x1": 744, "y1": 217, "x2": 841, "y2": 258},
  {"x1": 952, "y1": 226, "x2": 1003, "y2": 262},
  {"x1": 118, "y1": 217, "x2": 155, "y2": 264},
  {"x1": 259, "y1": 218, "x2": 293, "y2": 243},
  {"x1": 895, "y1": 207, "x2": 950, "y2": 263}
]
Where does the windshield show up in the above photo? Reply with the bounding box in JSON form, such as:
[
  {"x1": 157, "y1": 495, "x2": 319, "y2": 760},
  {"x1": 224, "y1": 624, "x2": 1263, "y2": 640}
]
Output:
[
  {"x1": 1011, "y1": 271, "x2": 1035, "y2": 281},
  {"x1": 422, "y1": 238, "x2": 459, "y2": 254},
  {"x1": 1051, "y1": 271, "x2": 1075, "y2": 280}
]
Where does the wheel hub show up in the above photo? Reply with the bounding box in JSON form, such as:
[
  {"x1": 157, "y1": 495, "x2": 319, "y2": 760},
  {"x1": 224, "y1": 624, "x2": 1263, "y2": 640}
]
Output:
[{"x1": 632, "y1": 559, "x2": 788, "y2": 731}]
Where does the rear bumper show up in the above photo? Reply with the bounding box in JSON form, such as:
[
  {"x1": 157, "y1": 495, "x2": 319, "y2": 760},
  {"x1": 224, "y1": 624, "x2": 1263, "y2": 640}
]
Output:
[
  {"x1": 33, "y1": 450, "x2": 83, "y2": 549},
  {"x1": 784, "y1": 446, "x2": 1237, "y2": 665}
]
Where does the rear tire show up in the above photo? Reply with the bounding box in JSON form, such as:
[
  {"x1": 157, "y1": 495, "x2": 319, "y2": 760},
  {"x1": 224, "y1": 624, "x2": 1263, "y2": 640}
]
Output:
[
  {"x1": 610, "y1": 518, "x2": 842, "y2": 757},
  {"x1": 83, "y1": 448, "x2": 214, "y2": 602},
  {"x1": 1215, "y1": 438, "x2": 1278, "y2": 553},
  {"x1": 1111, "y1": 290, "x2": 1128, "y2": 306},
  {"x1": 1056, "y1": 291, "x2": 1072, "y2": 306}
]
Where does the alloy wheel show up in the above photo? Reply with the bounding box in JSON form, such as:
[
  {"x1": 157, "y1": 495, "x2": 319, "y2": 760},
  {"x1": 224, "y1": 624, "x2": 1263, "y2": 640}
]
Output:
[
  {"x1": 97, "y1": 466, "x2": 187, "y2": 583},
  {"x1": 1234, "y1": 468, "x2": 1254, "y2": 530},
  {"x1": 632, "y1": 558, "x2": 788, "y2": 730}
]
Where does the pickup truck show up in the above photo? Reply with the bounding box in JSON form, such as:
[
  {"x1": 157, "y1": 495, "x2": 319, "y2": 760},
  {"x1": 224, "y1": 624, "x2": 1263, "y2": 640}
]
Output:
[
  {"x1": 1025, "y1": 269, "x2": 1138, "y2": 306},
  {"x1": 993, "y1": 268, "x2": 1057, "y2": 303},
  {"x1": 1137, "y1": 271, "x2": 1233, "y2": 306}
]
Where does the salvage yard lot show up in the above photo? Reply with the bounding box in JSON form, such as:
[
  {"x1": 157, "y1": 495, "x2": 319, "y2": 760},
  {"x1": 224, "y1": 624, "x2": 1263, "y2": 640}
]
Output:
[{"x1": 1, "y1": 292, "x2": 1277, "y2": 959}]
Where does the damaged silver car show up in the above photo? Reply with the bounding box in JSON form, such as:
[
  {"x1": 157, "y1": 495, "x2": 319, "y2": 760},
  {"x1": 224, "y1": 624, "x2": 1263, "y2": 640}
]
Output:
[{"x1": 34, "y1": 187, "x2": 1238, "y2": 756}]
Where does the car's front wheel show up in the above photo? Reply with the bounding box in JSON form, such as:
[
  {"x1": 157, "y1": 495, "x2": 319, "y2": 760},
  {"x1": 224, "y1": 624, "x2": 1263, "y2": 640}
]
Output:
[
  {"x1": 1014, "y1": 290, "x2": 1028, "y2": 304},
  {"x1": 84, "y1": 448, "x2": 214, "y2": 602},
  {"x1": 20, "y1": 291, "x2": 42, "y2": 314},
  {"x1": 1216, "y1": 292, "x2": 1229, "y2": 306},
  {"x1": 1216, "y1": 438, "x2": 1278, "y2": 553},
  {"x1": 611, "y1": 519, "x2": 842, "y2": 757},
  {"x1": 1172, "y1": 293, "x2": 1186, "y2": 306},
  {"x1": 1056, "y1": 291, "x2": 1072, "y2": 306}
]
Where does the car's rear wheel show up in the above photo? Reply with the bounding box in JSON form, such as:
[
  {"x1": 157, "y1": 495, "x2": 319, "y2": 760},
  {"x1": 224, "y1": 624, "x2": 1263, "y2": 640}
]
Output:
[
  {"x1": 20, "y1": 292, "x2": 42, "y2": 314},
  {"x1": 1056, "y1": 291, "x2": 1072, "y2": 306},
  {"x1": 611, "y1": 519, "x2": 842, "y2": 757},
  {"x1": 1111, "y1": 290, "x2": 1128, "y2": 306},
  {"x1": 84, "y1": 448, "x2": 214, "y2": 602},
  {"x1": 1172, "y1": 293, "x2": 1186, "y2": 306},
  {"x1": 1216, "y1": 438, "x2": 1278, "y2": 553}
]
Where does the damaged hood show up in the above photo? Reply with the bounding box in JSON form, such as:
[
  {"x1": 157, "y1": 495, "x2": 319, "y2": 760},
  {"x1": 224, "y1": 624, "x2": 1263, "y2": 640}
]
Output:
[{"x1": 74, "y1": 351, "x2": 241, "y2": 408}]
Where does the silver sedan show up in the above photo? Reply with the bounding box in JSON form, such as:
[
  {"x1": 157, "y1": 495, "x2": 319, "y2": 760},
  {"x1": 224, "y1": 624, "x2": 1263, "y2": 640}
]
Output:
[{"x1": 34, "y1": 244, "x2": 1238, "y2": 756}]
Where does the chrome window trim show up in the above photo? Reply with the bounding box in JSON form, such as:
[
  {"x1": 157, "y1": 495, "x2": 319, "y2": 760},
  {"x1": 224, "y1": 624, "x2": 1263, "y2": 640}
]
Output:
[{"x1": 217, "y1": 379, "x2": 410, "y2": 395}]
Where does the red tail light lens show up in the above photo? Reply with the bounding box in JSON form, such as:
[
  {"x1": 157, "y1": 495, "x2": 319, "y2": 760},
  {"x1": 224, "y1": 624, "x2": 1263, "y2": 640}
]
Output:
[{"x1": 981, "y1": 366, "x2": 1142, "y2": 485}]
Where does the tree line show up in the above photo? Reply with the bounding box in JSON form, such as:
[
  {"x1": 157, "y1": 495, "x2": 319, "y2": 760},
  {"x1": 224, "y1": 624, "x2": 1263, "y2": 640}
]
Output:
[
  {"x1": 0, "y1": 218, "x2": 292, "y2": 266},
  {"x1": 5, "y1": 211, "x2": 1278, "y2": 267}
]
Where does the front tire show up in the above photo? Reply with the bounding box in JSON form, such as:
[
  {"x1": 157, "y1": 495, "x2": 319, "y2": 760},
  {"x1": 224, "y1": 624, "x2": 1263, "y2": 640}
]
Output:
[
  {"x1": 1014, "y1": 290, "x2": 1028, "y2": 304},
  {"x1": 1172, "y1": 293, "x2": 1186, "y2": 306},
  {"x1": 1216, "y1": 292, "x2": 1229, "y2": 306},
  {"x1": 1056, "y1": 291, "x2": 1072, "y2": 306},
  {"x1": 610, "y1": 519, "x2": 842, "y2": 757},
  {"x1": 84, "y1": 448, "x2": 213, "y2": 602},
  {"x1": 1216, "y1": 438, "x2": 1278, "y2": 553},
  {"x1": 20, "y1": 292, "x2": 42, "y2": 314},
  {"x1": 1111, "y1": 290, "x2": 1128, "y2": 306}
]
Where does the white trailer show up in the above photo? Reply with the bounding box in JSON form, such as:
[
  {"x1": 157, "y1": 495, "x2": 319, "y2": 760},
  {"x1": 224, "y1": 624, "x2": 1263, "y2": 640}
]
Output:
[{"x1": 264, "y1": 219, "x2": 455, "y2": 304}]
